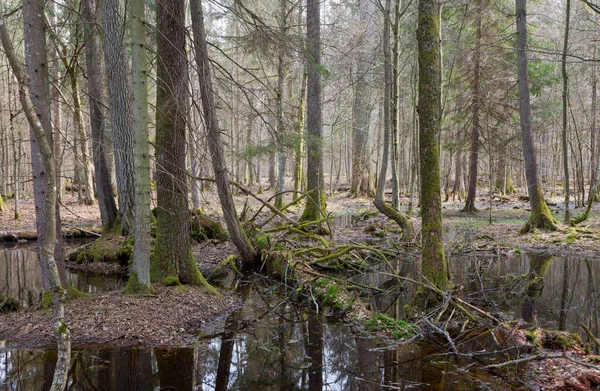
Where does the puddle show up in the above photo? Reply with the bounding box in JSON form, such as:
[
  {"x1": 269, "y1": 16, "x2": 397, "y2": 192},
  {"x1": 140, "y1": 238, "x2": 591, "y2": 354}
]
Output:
[
  {"x1": 0, "y1": 240, "x2": 125, "y2": 308},
  {"x1": 0, "y1": 241, "x2": 596, "y2": 390}
]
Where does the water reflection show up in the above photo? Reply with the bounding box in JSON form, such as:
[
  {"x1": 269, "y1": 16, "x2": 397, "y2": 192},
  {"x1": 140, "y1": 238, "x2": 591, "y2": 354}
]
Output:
[{"x1": 0, "y1": 246, "x2": 124, "y2": 308}]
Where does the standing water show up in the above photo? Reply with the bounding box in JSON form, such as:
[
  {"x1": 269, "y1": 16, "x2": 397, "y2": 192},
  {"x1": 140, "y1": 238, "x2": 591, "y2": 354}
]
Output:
[{"x1": 0, "y1": 240, "x2": 597, "y2": 389}]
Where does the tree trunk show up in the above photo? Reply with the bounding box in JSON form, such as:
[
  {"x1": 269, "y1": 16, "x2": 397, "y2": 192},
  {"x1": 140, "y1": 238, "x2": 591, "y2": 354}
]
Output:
[
  {"x1": 102, "y1": 0, "x2": 136, "y2": 235},
  {"x1": 561, "y1": 0, "x2": 571, "y2": 224},
  {"x1": 190, "y1": 0, "x2": 257, "y2": 265},
  {"x1": 351, "y1": 0, "x2": 376, "y2": 197},
  {"x1": 417, "y1": 0, "x2": 452, "y2": 291},
  {"x1": 0, "y1": 10, "x2": 70, "y2": 390},
  {"x1": 82, "y1": 0, "x2": 119, "y2": 230},
  {"x1": 374, "y1": 0, "x2": 412, "y2": 241},
  {"x1": 516, "y1": 0, "x2": 557, "y2": 233},
  {"x1": 153, "y1": 0, "x2": 205, "y2": 286},
  {"x1": 127, "y1": 0, "x2": 152, "y2": 292},
  {"x1": 300, "y1": 0, "x2": 327, "y2": 223},
  {"x1": 274, "y1": 0, "x2": 288, "y2": 210},
  {"x1": 463, "y1": 0, "x2": 482, "y2": 213}
]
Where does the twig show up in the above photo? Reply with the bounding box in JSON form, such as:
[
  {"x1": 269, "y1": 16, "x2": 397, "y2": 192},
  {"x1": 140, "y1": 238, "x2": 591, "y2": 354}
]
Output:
[{"x1": 483, "y1": 352, "x2": 564, "y2": 369}]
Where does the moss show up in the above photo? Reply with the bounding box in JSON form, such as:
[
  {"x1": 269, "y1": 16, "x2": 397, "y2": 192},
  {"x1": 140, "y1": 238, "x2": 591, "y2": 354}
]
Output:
[
  {"x1": 0, "y1": 293, "x2": 19, "y2": 313},
  {"x1": 364, "y1": 313, "x2": 419, "y2": 340},
  {"x1": 299, "y1": 188, "x2": 327, "y2": 225},
  {"x1": 67, "y1": 286, "x2": 90, "y2": 300},
  {"x1": 162, "y1": 275, "x2": 181, "y2": 286},
  {"x1": 519, "y1": 187, "x2": 558, "y2": 234},
  {"x1": 72, "y1": 234, "x2": 132, "y2": 265},
  {"x1": 124, "y1": 272, "x2": 154, "y2": 294},
  {"x1": 41, "y1": 291, "x2": 52, "y2": 309},
  {"x1": 311, "y1": 279, "x2": 353, "y2": 312},
  {"x1": 190, "y1": 210, "x2": 228, "y2": 242},
  {"x1": 175, "y1": 284, "x2": 188, "y2": 292}
]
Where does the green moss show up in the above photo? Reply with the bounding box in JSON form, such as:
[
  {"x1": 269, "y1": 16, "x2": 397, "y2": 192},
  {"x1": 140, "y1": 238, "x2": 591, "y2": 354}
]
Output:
[
  {"x1": 41, "y1": 291, "x2": 52, "y2": 309},
  {"x1": 175, "y1": 285, "x2": 188, "y2": 292},
  {"x1": 162, "y1": 275, "x2": 181, "y2": 286},
  {"x1": 364, "y1": 313, "x2": 418, "y2": 340},
  {"x1": 57, "y1": 321, "x2": 68, "y2": 335},
  {"x1": 124, "y1": 272, "x2": 153, "y2": 294},
  {"x1": 311, "y1": 279, "x2": 352, "y2": 312},
  {"x1": 73, "y1": 234, "x2": 132, "y2": 265},
  {"x1": 67, "y1": 286, "x2": 90, "y2": 300},
  {"x1": 190, "y1": 210, "x2": 228, "y2": 242}
]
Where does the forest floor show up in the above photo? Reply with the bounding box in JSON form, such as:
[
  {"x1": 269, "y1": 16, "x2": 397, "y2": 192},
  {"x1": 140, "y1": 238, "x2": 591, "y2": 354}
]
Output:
[{"x1": 2, "y1": 187, "x2": 600, "y2": 389}]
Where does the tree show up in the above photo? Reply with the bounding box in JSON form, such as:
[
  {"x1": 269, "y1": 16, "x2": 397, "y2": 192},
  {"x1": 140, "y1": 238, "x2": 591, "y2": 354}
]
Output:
[
  {"x1": 0, "y1": 5, "x2": 70, "y2": 389},
  {"x1": 561, "y1": 0, "x2": 571, "y2": 224},
  {"x1": 462, "y1": 0, "x2": 482, "y2": 213},
  {"x1": 128, "y1": 0, "x2": 152, "y2": 292},
  {"x1": 351, "y1": 0, "x2": 376, "y2": 197},
  {"x1": 152, "y1": 0, "x2": 206, "y2": 285},
  {"x1": 82, "y1": 0, "x2": 119, "y2": 230},
  {"x1": 515, "y1": 0, "x2": 557, "y2": 233},
  {"x1": 373, "y1": 0, "x2": 412, "y2": 241},
  {"x1": 102, "y1": 0, "x2": 135, "y2": 235},
  {"x1": 417, "y1": 0, "x2": 451, "y2": 290},
  {"x1": 299, "y1": 0, "x2": 326, "y2": 223},
  {"x1": 190, "y1": 0, "x2": 257, "y2": 266}
]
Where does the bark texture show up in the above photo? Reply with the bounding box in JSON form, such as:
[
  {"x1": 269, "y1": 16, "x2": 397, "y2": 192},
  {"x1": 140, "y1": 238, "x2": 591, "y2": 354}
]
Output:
[
  {"x1": 128, "y1": 0, "x2": 152, "y2": 291},
  {"x1": 300, "y1": 0, "x2": 327, "y2": 223},
  {"x1": 102, "y1": 0, "x2": 135, "y2": 235},
  {"x1": 82, "y1": 0, "x2": 119, "y2": 230},
  {"x1": 417, "y1": 0, "x2": 452, "y2": 290}
]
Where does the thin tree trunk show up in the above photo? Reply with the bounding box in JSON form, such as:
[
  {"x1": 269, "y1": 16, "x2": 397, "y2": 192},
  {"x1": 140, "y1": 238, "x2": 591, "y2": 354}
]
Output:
[
  {"x1": 561, "y1": 0, "x2": 571, "y2": 224},
  {"x1": 191, "y1": 0, "x2": 257, "y2": 265},
  {"x1": 275, "y1": 0, "x2": 287, "y2": 209},
  {"x1": 463, "y1": 0, "x2": 482, "y2": 213},
  {"x1": 374, "y1": 0, "x2": 412, "y2": 241}
]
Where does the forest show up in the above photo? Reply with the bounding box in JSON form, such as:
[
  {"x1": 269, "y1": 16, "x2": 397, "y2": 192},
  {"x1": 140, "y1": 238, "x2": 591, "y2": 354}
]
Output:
[{"x1": 1, "y1": 0, "x2": 600, "y2": 389}]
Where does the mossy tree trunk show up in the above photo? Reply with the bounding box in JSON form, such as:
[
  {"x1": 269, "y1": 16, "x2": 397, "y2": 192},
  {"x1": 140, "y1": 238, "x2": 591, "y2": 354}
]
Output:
[
  {"x1": 300, "y1": 0, "x2": 327, "y2": 223},
  {"x1": 516, "y1": 0, "x2": 557, "y2": 233},
  {"x1": 374, "y1": 0, "x2": 413, "y2": 241},
  {"x1": 0, "y1": 9, "x2": 70, "y2": 390},
  {"x1": 152, "y1": 0, "x2": 206, "y2": 286},
  {"x1": 417, "y1": 0, "x2": 452, "y2": 291},
  {"x1": 128, "y1": 0, "x2": 152, "y2": 292},
  {"x1": 191, "y1": 0, "x2": 258, "y2": 266}
]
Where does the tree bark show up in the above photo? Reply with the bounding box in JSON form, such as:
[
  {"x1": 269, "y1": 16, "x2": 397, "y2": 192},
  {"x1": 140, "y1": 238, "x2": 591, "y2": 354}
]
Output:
[
  {"x1": 561, "y1": 0, "x2": 571, "y2": 224},
  {"x1": 274, "y1": 0, "x2": 288, "y2": 210},
  {"x1": 128, "y1": 0, "x2": 152, "y2": 292},
  {"x1": 82, "y1": 0, "x2": 119, "y2": 230},
  {"x1": 300, "y1": 0, "x2": 327, "y2": 223},
  {"x1": 152, "y1": 0, "x2": 204, "y2": 285},
  {"x1": 417, "y1": 0, "x2": 451, "y2": 290},
  {"x1": 516, "y1": 0, "x2": 557, "y2": 233},
  {"x1": 102, "y1": 0, "x2": 136, "y2": 235},
  {"x1": 463, "y1": 0, "x2": 482, "y2": 213}
]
